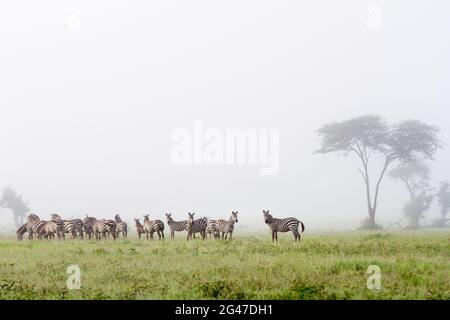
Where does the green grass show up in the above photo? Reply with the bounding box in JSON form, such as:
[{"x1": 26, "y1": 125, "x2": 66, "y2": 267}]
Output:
[{"x1": 0, "y1": 231, "x2": 449, "y2": 300}]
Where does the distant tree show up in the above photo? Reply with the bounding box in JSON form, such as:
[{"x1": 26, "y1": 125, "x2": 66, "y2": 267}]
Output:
[
  {"x1": 434, "y1": 181, "x2": 450, "y2": 227},
  {"x1": 0, "y1": 186, "x2": 30, "y2": 227},
  {"x1": 389, "y1": 162, "x2": 433, "y2": 228},
  {"x1": 316, "y1": 115, "x2": 441, "y2": 228}
]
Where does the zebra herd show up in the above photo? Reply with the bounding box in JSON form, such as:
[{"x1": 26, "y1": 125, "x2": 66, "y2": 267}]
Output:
[
  {"x1": 16, "y1": 210, "x2": 305, "y2": 243},
  {"x1": 17, "y1": 214, "x2": 128, "y2": 241}
]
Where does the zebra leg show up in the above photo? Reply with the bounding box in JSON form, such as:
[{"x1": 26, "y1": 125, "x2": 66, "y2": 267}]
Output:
[
  {"x1": 229, "y1": 231, "x2": 233, "y2": 240},
  {"x1": 161, "y1": 230, "x2": 164, "y2": 241},
  {"x1": 271, "y1": 230, "x2": 275, "y2": 242}
]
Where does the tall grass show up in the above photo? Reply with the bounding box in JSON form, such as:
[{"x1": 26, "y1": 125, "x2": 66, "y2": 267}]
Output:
[{"x1": 0, "y1": 231, "x2": 448, "y2": 300}]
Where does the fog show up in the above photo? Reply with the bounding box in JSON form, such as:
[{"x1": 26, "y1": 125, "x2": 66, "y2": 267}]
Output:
[{"x1": 1, "y1": 1, "x2": 449, "y2": 232}]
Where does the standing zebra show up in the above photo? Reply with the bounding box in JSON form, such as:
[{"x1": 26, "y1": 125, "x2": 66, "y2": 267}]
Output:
[
  {"x1": 134, "y1": 218, "x2": 145, "y2": 240},
  {"x1": 93, "y1": 219, "x2": 117, "y2": 241},
  {"x1": 217, "y1": 211, "x2": 238, "y2": 240},
  {"x1": 115, "y1": 214, "x2": 128, "y2": 239},
  {"x1": 26, "y1": 214, "x2": 46, "y2": 240},
  {"x1": 44, "y1": 214, "x2": 66, "y2": 240},
  {"x1": 165, "y1": 213, "x2": 187, "y2": 239},
  {"x1": 205, "y1": 217, "x2": 220, "y2": 239},
  {"x1": 52, "y1": 214, "x2": 83, "y2": 240},
  {"x1": 143, "y1": 214, "x2": 165, "y2": 240},
  {"x1": 263, "y1": 210, "x2": 305, "y2": 242},
  {"x1": 16, "y1": 224, "x2": 27, "y2": 241},
  {"x1": 186, "y1": 213, "x2": 207, "y2": 241},
  {"x1": 83, "y1": 216, "x2": 96, "y2": 239}
]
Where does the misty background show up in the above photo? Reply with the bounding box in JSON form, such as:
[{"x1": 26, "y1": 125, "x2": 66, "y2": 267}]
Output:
[{"x1": 1, "y1": 1, "x2": 449, "y2": 232}]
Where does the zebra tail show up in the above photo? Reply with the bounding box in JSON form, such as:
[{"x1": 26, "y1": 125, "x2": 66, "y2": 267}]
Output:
[{"x1": 300, "y1": 221, "x2": 305, "y2": 233}]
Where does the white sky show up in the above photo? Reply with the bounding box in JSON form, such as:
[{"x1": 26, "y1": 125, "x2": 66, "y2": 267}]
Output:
[{"x1": 0, "y1": 1, "x2": 449, "y2": 232}]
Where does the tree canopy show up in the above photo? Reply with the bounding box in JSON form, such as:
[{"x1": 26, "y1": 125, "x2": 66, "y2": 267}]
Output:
[{"x1": 316, "y1": 115, "x2": 441, "y2": 228}]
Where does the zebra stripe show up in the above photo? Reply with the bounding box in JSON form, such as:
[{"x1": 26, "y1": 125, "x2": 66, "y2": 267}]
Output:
[
  {"x1": 205, "y1": 218, "x2": 220, "y2": 239},
  {"x1": 52, "y1": 214, "x2": 83, "y2": 240},
  {"x1": 166, "y1": 213, "x2": 188, "y2": 239},
  {"x1": 16, "y1": 224, "x2": 27, "y2": 241},
  {"x1": 83, "y1": 216, "x2": 96, "y2": 239},
  {"x1": 186, "y1": 213, "x2": 207, "y2": 241},
  {"x1": 143, "y1": 215, "x2": 165, "y2": 240},
  {"x1": 26, "y1": 214, "x2": 47, "y2": 240},
  {"x1": 115, "y1": 215, "x2": 128, "y2": 238},
  {"x1": 217, "y1": 211, "x2": 238, "y2": 240},
  {"x1": 93, "y1": 220, "x2": 117, "y2": 241},
  {"x1": 263, "y1": 210, "x2": 304, "y2": 242}
]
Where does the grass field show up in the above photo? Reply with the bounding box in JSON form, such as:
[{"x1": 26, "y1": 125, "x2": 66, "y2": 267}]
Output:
[{"x1": 0, "y1": 231, "x2": 449, "y2": 300}]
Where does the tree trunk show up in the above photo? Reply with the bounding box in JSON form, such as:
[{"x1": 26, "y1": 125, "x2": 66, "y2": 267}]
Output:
[{"x1": 369, "y1": 210, "x2": 375, "y2": 226}]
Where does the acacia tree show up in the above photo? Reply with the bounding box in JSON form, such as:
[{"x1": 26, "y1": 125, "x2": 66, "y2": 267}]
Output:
[
  {"x1": 0, "y1": 186, "x2": 30, "y2": 227},
  {"x1": 316, "y1": 115, "x2": 441, "y2": 228},
  {"x1": 389, "y1": 162, "x2": 433, "y2": 228},
  {"x1": 435, "y1": 181, "x2": 450, "y2": 227}
]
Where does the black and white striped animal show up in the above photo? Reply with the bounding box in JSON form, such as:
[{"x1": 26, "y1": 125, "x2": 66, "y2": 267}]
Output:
[
  {"x1": 263, "y1": 210, "x2": 305, "y2": 242},
  {"x1": 143, "y1": 214, "x2": 165, "y2": 240},
  {"x1": 44, "y1": 215, "x2": 66, "y2": 240},
  {"x1": 26, "y1": 214, "x2": 63, "y2": 240},
  {"x1": 16, "y1": 224, "x2": 27, "y2": 241},
  {"x1": 52, "y1": 214, "x2": 83, "y2": 240},
  {"x1": 26, "y1": 214, "x2": 46, "y2": 240},
  {"x1": 186, "y1": 213, "x2": 207, "y2": 241},
  {"x1": 83, "y1": 216, "x2": 96, "y2": 239},
  {"x1": 134, "y1": 218, "x2": 145, "y2": 240},
  {"x1": 115, "y1": 214, "x2": 128, "y2": 239},
  {"x1": 165, "y1": 213, "x2": 188, "y2": 239},
  {"x1": 217, "y1": 211, "x2": 238, "y2": 240},
  {"x1": 205, "y1": 218, "x2": 220, "y2": 239},
  {"x1": 93, "y1": 219, "x2": 117, "y2": 241}
]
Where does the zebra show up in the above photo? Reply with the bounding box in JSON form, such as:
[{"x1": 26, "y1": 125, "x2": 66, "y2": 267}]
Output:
[
  {"x1": 83, "y1": 216, "x2": 96, "y2": 239},
  {"x1": 27, "y1": 213, "x2": 59, "y2": 240},
  {"x1": 165, "y1": 213, "x2": 188, "y2": 239},
  {"x1": 134, "y1": 218, "x2": 145, "y2": 240},
  {"x1": 115, "y1": 214, "x2": 128, "y2": 239},
  {"x1": 16, "y1": 224, "x2": 27, "y2": 241},
  {"x1": 143, "y1": 214, "x2": 165, "y2": 240},
  {"x1": 44, "y1": 214, "x2": 66, "y2": 240},
  {"x1": 205, "y1": 217, "x2": 220, "y2": 239},
  {"x1": 186, "y1": 213, "x2": 207, "y2": 241},
  {"x1": 52, "y1": 214, "x2": 83, "y2": 240},
  {"x1": 263, "y1": 210, "x2": 305, "y2": 242},
  {"x1": 26, "y1": 214, "x2": 48, "y2": 240},
  {"x1": 217, "y1": 211, "x2": 238, "y2": 240},
  {"x1": 93, "y1": 219, "x2": 117, "y2": 241}
]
